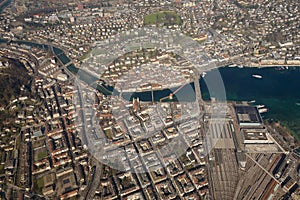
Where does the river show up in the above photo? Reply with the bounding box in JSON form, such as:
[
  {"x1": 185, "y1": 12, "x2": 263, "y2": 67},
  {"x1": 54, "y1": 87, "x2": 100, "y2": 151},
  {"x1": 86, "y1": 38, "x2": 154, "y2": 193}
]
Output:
[
  {"x1": 0, "y1": 0, "x2": 12, "y2": 12},
  {"x1": 1, "y1": 38, "x2": 299, "y2": 139}
]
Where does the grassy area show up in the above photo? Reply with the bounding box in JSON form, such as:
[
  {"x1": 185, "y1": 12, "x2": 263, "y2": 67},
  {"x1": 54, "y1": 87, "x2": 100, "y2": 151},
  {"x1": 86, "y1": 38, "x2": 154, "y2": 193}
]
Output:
[
  {"x1": 37, "y1": 151, "x2": 48, "y2": 161},
  {"x1": 0, "y1": 164, "x2": 5, "y2": 174},
  {"x1": 33, "y1": 177, "x2": 44, "y2": 194},
  {"x1": 79, "y1": 49, "x2": 92, "y2": 61},
  {"x1": 144, "y1": 11, "x2": 182, "y2": 26},
  {"x1": 104, "y1": 128, "x2": 113, "y2": 140},
  {"x1": 37, "y1": 177, "x2": 44, "y2": 188}
]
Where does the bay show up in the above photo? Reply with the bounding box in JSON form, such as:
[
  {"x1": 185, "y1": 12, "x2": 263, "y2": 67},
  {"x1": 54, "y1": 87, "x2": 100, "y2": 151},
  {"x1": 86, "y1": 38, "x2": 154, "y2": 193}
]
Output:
[{"x1": 201, "y1": 66, "x2": 300, "y2": 140}]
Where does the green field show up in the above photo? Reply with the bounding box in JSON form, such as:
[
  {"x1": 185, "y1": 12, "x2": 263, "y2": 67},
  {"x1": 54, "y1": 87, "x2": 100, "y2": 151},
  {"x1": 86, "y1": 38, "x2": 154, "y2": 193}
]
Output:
[
  {"x1": 37, "y1": 151, "x2": 48, "y2": 161},
  {"x1": 33, "y1": 177, "x2": 44, "y2": 194},
  {"x1": 144, "y1": 11, "x2": 182, "y2": 26}
]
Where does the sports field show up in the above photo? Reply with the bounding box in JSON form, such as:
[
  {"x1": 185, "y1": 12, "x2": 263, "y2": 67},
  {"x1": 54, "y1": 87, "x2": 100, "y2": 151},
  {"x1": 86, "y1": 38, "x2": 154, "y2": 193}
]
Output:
[{"x1": 144, "y1": 11, "x2": 182, "y2": 25}]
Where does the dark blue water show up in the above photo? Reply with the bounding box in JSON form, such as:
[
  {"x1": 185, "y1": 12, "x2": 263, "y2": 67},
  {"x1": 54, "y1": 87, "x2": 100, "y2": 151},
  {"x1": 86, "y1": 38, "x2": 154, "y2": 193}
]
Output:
[
  {"x1": 120, "y1": 83, "x2": 196, "y2": 102},
  {"x1": 2, "y1": 38, "x2": 299, "y2": 139},
  {"x1": 53, "y1": 47, "x2": 70, "y2": 65},
  {"x1": 0, "y1": 0, "x2": 12, "y2": 12},
  {"x1": 201, "y1": 67, "x2": 300, "y2": 139}
]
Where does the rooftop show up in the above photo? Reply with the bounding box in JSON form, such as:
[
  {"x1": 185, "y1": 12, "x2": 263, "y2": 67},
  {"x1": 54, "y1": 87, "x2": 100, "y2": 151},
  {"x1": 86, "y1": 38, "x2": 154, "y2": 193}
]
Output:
[{"x1": 235, "y1": 105, "x2": 262, "y2": 126}]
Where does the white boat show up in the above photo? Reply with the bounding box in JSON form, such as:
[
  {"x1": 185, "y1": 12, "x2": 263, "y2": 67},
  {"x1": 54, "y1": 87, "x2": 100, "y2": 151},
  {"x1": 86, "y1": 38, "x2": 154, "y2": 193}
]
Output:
[
  {"x1": 252, "y1": 74, "x2": 263, "y2": 79},
  {"x1": 256, "y1": 105, "x2": 265, "y2": 109},
  {"x1": 201, "y1": 72, "x2": 207, "y2": 78},
  {"x1": 258, "y1": 108, "x2": 268, "y2": 113},
  {"x1": 228, "y1": 64, "x2": 237, "y2": 68},
  {"x1": 238, "y1": 65, "x2": 244, "y2": 68}
]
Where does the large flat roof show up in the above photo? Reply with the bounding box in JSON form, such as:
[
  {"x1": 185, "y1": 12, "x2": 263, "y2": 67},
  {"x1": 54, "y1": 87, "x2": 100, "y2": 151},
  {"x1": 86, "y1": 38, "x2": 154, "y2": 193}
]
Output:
[
  {"x1": 234, "y1": 105, "x2": 262, "y2": 126},
  {"x1": 241, "y1": 128, "x2": 268, "y2": 141}
]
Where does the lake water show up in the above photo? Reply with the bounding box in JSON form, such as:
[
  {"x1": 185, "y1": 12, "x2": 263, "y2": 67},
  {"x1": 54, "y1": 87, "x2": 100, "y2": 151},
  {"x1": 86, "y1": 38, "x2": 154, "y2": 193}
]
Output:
[
  {"x1": 43, "y1": 46, "x2": 300, "y2": 140},
  {"x1": 201, "y1": 66, "x2": 300, "y2": 140},
  {"x1": 2, "y1": 39, "x2": 299, "y2": 139}
]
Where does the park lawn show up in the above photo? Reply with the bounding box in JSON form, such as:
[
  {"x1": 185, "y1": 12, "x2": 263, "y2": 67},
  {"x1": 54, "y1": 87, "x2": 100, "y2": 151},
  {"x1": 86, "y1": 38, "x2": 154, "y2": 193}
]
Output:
[
  {"x1": 33, "y1": 176, "x2": 44, "y2": 194},
  {"x1": 36, "y1": 151, "x2": 48, "y2": 161},
  {"x1": 144, "y1": 11, "x2": 182, "y2": 25}
]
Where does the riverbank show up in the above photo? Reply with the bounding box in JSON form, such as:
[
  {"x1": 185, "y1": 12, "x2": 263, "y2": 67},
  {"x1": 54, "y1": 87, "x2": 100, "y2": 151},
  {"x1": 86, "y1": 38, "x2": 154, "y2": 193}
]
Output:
[{"x1": 1, "y1": 38, "x2": 299, "y2": 140}]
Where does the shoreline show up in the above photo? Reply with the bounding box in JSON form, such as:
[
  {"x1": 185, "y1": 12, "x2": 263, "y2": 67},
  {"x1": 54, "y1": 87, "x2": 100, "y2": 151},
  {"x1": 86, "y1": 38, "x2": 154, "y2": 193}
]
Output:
[
  {"x1": 1, "y1": 38, "x2": 300, "y2": 142},
  {"x1": 207, "y1": 61, "x2": 300, "y2": 72}
]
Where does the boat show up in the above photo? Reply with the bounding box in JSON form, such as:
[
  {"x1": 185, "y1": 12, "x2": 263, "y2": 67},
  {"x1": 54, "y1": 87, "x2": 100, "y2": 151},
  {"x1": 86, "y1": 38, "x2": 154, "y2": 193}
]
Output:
[
  {"x1": 228, "y1": 64, "x2": 237, "y2": 68},
  {"x1": 258, "y1": 108, "x2": 268, "y2": 113},
  {"x1": 249, "y1": 100, "x2": 256, "y2": 103},
  {"x1": 238, "y1": 65, "x2": 244, "y2": 68},
  {"x1": 252, "y1": 74, "x2": 263, "y2": 79},
  {"x1": 201, "y1": 72, "x2": 207, "y2": 78},
  {"x1": 256, "y1": 105, "x2": 265, "y2": 109}
]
